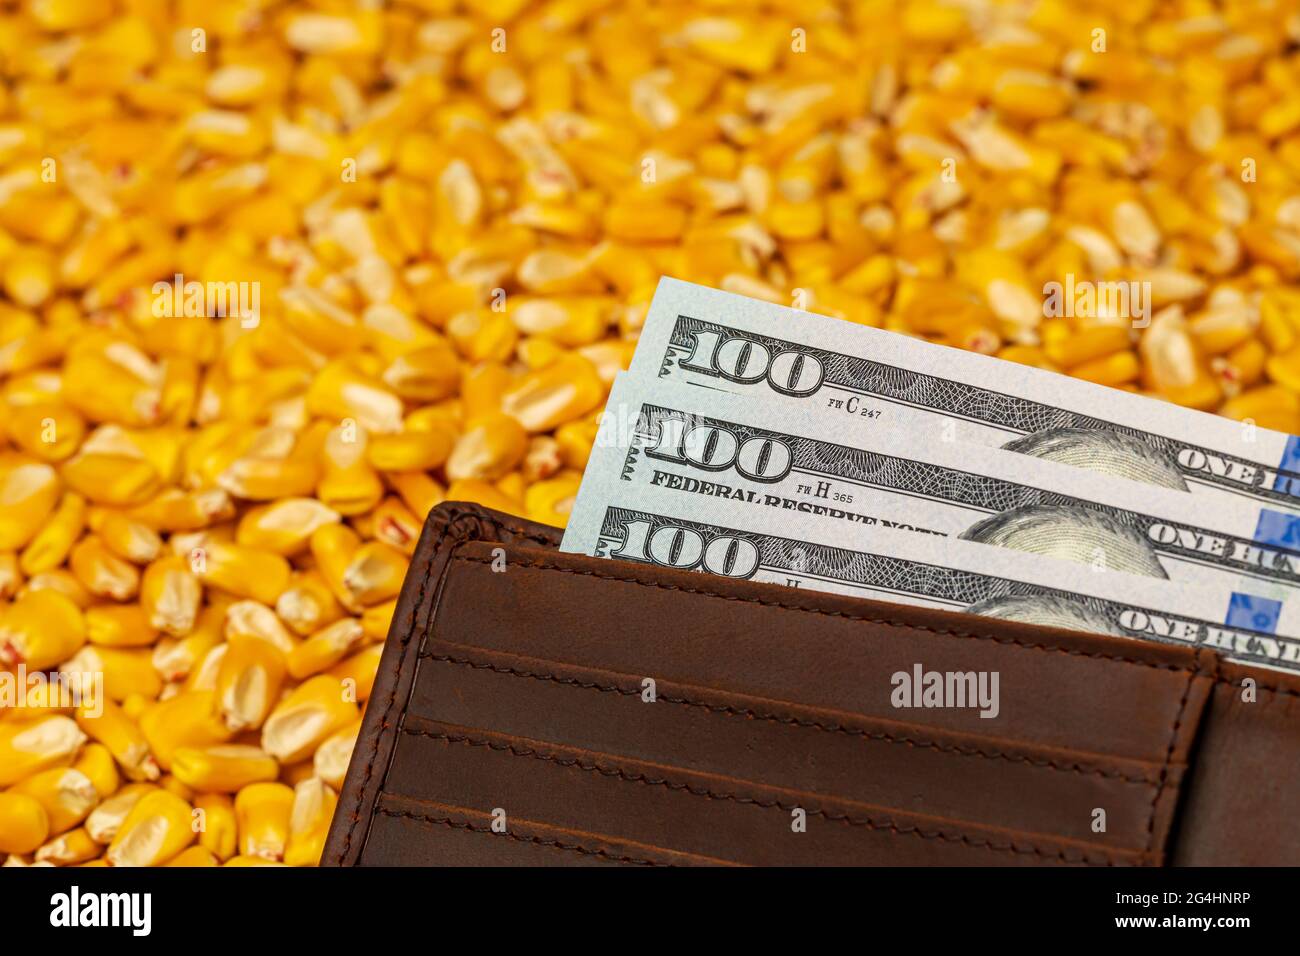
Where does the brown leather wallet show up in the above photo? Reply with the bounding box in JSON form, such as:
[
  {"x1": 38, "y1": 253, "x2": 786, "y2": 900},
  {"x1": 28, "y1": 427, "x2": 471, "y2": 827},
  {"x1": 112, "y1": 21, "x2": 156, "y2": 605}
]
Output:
[{"x1": 322, "y1": 501, "x2": 1300, "y2": 866}]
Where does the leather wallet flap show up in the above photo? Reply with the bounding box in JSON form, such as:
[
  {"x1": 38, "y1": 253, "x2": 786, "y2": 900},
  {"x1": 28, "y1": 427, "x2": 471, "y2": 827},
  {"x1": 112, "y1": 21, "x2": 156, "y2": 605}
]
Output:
[{"x1": 324, "y1": 502, "x2": 1296, "y2": 866}]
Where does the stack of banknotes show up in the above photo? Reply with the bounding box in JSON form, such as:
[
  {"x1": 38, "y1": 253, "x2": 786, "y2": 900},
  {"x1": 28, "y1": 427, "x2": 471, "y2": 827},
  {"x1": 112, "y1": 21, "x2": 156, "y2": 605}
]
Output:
[{"x1": 560, "y1": 278, "x2": 1300, "y2": 674}]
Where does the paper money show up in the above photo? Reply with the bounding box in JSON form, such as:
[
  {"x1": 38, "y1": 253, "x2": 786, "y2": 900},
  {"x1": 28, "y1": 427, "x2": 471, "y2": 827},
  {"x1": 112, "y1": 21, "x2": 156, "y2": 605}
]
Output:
[
  {"x1": 583, "y1": 374, "x2": 1300, "y2": 603},
  {"x1": 630, "y1": 278, "x2": 1300, "y2": 510},
  {"x1": 559, "y1": 483, "x2": 1300, "y2": 673}
]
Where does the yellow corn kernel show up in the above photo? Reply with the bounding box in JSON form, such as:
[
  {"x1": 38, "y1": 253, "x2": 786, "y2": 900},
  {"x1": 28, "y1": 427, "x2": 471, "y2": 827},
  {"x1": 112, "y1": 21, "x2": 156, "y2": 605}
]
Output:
[
  {"x1": 1266, "y1": 347, "x2": 1300, "y2": 394},
  {"x1": 8, "y1": 765, "x2": 99, "y2": 834},
  {"x1": 21, "y1": 568, "x2": 92, "y2": 609},
  {"x1": 69, "y1": 536, "x2": 140, "y2": 600},
  {"x1": 511, "y1": 298, "x2": 614, "y2": 348},
  {"x1": 159, "y1": 771, "x2": 194, "y2": 803},
  {"x1": 6, "y1": 402, "x2": 85, "y2": 462},
  {"x1": 305, "y1": 361, "x2": 404, "y2": 435},
  {"x1": 75, "y1": 698, "x2": 157, "y2": 782},
  {"x1": 151, "y1": 602, "x2": 224, "y2": 683},
  {"x1": 285, "y1": 777, "x2": 337, "y2": 867},
  {"x1": 261, "y1": 675, "x2": 358, "y2": 764},
  {"x1": 1043, "y1": 326, "x2": 1133, "y2": 369},
  {"x1": 234, "y1": 781, "x2": 294, "y2": 862},
  {"x1": 236, "y1": 498, "x2": 341, "y2": 556},
  {"x1": 604, "y1": 199, "x2": 688, "y2": 243},
  {"x1": 501, "y1": 355, "x2": 605, "y2": 433},
  {"x1": 137, "y1": 690, "x2": 234, "y2": 772},
  {"x1": 446, "y1": 413, "x2": 528, "y2": 482},
  {"x1": 18, "y1": 491, "x2": 85, "y2": 576},
  {"x1": 217, "y1": 453, "x2": 321, "y2": 501},
  {"x1": 276, "y1": 571, "x2": 345, "y2": 636},
  {"x1": 0, "y1": 673, "x2": 75, "y2": 723},
  {"x1": 0, "y1": 460, "x2": 61, "y2": 550},
  {"x1": 555, "y1": 416, "x2": 599, "y2": 471},
  {"x1": 381, "y1": 342, "x2": 460, "y2": 402},
  {"x1": 0, "y1": 715, "x2": 87, "y2": 787},
  {"x1": 107, "y1": 788, "x2": 194, "y2": 867},
  {"x1": 194, "y1": 792, "x2": 237, "y2": 861},
  {"x1": 367, "y1": 427, "x2": 456, "y2": 472},
  {"x1": 224, "y1": 600, "x2": 297, "y2": 655},
  {"x1": 287, "y1": 618, "x2": 365, "y2": 680},
  {"x1": 60, "y1": 645, "x2": 162, "y2": 702},
  {"x1": 36, "y1": 826, "x2": 100, "y2": 865},
  {"x1": 140, "y1": 555, "x2": 202, "y2": 637},
  {"x1": 127, "y1": 488, "x2": 234, "y2": 532},
  {"x1": 309, "y1": 523, "x2": 362, "y2": 611},
  {"x1": 84, "y1": 783, "x2": 155, "y2": 845},
  {"x1": 72, "y1": 742, "x2": 120, "y2": 798},
  {"x1": 371, "y1": 497, "x2": 421, "y2": 555},
  {"x1": 60, "y1": 453, "x2": 162, "y2": 507},
  {"x1": 340, "y1": 541, "x2": 407, "y2": 607},
  {"x1": 93, "y1": 512, "x2": 162, "y2": 565},
  {"x1": 0, "y1": 588, "x2": 85, "y2": 670},
  {"x1": 0, "y1": 793, "x2": 49, "y2": 855},
  {"x1": 469, "y1": 306, "x2": 558, "y2": 353},
  {"x1": 387, "y1": 471, "x2": 444, "y2": 520},
  {"x1": 329, "y1": 644, "x2": 384, "y2": 701},
  {"x1": 314, "y1": 718, "x2": 362, "y2": 789},
  {"x1": 460, "y1": 362, "x2": 514, "y2": 419},
  {"x1": 172, "y1": 745, "x2": 280, "y2": 793},
  {"x1": 317, "y1": 425, "x2": 385, "y2": 516},
  {"x1": 444, "y1": 478, "x2": 523, "y2": 514},
  {"x1": 223, "y1": 854, "x2": 287, "y2": 866},
  {"x1": 0, "y1": 551, "x2": 16, "y2": 600},
  {"x1": 163, "y1": 845, "x2": 218, "y2": 867},
  {"x1": 214, "y1": 634, "x2": 288, "y2": 732},
  {"x1": 525, "y1": 472, "x2": 583, "y2": 527},
  {"x1": 85, "y1": 604, "x2": 159, "y2": 648},
  {"x1": 190, "y1": 540, "x2": 291, "y2": 606}
]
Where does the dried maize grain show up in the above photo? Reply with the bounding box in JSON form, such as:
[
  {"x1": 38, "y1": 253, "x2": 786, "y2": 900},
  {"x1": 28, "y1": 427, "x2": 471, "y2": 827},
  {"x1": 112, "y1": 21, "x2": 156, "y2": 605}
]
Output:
[
  {"x1": 171, "y1": 745, "x2": 280, "y2": 793},
  {"x1": 106, "y1": 788, "x2": 194, "y2": 867},
  {"x1": 0, "y1": 715, "x2": 87, "y2": 787},
  {"x1": 0, "y1": 587, "x2": 85, "y2": 669},
  {"x1": 8, "y1": 765, "x2": 99, "y2": 834},
  {"x1": 284, "y1": 778, "x2": 337, "y2": 867},
  {"x1": 75, "y1": 698, "x2": 157, "y2": 783},
  {"x1": 234, "y1": 781, "x2": 294, "y2": 862},
  {"x1": 84, "y1": 783, "x2": 154, "y2": 845},
  {"x1": 261, "y1": 676, "x2": 357, "y2": 764},
  {"x1": 0, "y1": 793, "x2": 49, "y2": 855}
]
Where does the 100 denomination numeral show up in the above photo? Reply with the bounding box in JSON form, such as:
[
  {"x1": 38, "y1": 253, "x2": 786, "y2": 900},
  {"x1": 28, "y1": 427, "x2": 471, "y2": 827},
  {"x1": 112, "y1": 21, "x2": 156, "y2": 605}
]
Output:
[
  {"x1": 678, "y1": 328, "x2": 825, "y2": 396},
  {"x1": 607, "y1": 517, "x2": 760, "y2": 578},
  {"x1": 644, "y1": 415, "x2": 793, "y2": 482}
]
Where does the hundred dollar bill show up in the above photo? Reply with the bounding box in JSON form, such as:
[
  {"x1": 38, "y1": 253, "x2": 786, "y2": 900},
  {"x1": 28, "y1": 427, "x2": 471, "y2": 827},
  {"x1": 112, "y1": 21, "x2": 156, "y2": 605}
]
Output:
[
  {"x1": 584, "y1": 373, "x2": 1300, "y2": 603},
  {"x1": 559, "y1": 483, "x2": 1300, "y2": 673},
  {"x1": 631, "y1": 277, "x2": 1300, "y2": 510}
]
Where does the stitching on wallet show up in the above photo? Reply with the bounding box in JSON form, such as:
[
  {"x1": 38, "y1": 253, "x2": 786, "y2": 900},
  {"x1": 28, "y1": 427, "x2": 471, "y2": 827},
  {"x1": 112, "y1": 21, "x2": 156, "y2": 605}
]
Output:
[
  {"x1": 419, "y1": 653, "x2": 1159, "y2": 784},
  {"x1": 339, "y1": 513, "x2": 474, "y2": 861},
  {"x1": 453, "y1": 517, "x2": 1300, "y2": 697},
  {"x1": 402, "y1": 728, "x2": 1123, "y2": 864},
  {"x1": 374, "y1": 808, "x2": 664, "y2": 866},
  {"x1": 339, "y1": 507, "x2": 555, "y2": 863},
  {"x1": 451, "y1": 553, "x2": 1197, "y2": 674},
  {"x1": 1144, "y1": 667, "x2": 1199, "y2": 858}
]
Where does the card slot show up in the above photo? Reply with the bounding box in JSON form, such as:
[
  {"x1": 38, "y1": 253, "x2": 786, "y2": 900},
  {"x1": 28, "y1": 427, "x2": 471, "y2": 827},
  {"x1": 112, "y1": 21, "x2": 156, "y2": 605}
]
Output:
[
  {"x1": 406, "y1": 644, "x2": 1172, "y2": 854},
  {"x1": 383, "y1": 715, "x2": 1141, "y2": 865},
  {"x1": 441, "y1": 542, "x2": 1210, "y2": 763},
  {"x1": 370, "y1": 793, "x2": 737, "y2": 866}
]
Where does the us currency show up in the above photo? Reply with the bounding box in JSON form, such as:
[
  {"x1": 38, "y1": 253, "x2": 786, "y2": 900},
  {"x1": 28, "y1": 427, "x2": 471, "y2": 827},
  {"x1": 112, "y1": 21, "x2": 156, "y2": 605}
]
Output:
[
  {"x1": 631, "y1": 277, "x2": 1300, "y2": 510},
  {"x1": 559, "y1": 483, "x2": 1300, "y2": 673},
  {"x1": 583, "y1": 373, "x2": 1300, "y2": 604}
]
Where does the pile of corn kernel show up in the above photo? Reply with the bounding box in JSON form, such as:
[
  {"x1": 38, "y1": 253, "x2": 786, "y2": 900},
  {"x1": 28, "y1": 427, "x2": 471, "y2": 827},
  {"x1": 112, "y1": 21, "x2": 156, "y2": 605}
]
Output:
[{"x1": 3, "y1": 0, "x2": 1300, "y2": 867}]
